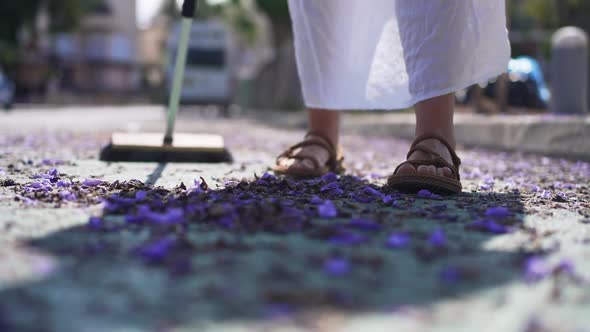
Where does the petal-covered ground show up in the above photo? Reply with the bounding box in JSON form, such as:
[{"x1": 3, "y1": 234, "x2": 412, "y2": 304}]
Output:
[{"x1": 0, "y1": 109, "x2": 589, "y2": 332}]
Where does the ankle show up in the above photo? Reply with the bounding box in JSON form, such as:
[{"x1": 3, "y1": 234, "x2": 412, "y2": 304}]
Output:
[
  {"x1": 308, "y1": 108, "x2": 340, "y2": 146},
  {"x1": 414, "y1": 130, "x2": 456, "y2": 149}
]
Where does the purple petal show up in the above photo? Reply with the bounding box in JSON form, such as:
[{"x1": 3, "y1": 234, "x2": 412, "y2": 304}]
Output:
[
  {"x1": 386, "y1": 232, "x2": 410, "y2": 249},
  {"x1": 318, "y1": 200, "x2": 338, "y2": 218},
  {"x1": 87, "y1": 216, "x2": 103, "y2": 229},
  {"x1": 83, "y1": 179, "x2": 104, "y2": 187},
  {"x1": 42, "y1": 158, "x2": 65, "y2": 166},
  {"x1": 329, "y1": 231, "x2": 367, "y2": 245},
  {"x1": 320, "y1": 182, "x2": 344, "y2": 196},
  {"x1": 362, "y1": 186, "x2": 383, "y2": 197},
  {"x1": 417, "y1": 189, "x2": 433, "y2": 198},
  {"x1": 321, "y1": 172, "x2": 338, "y2": 183},
  {"x1": 309, "y1": 195, "x2": 323, "y2": 205},
  {"x1": 56, "y1": 180, "x2": 70, "y2": 188},
  {"x1": 523, "y1": 256, "x2": 550, "y2": 283},
  {"x1": 261, "y1": 173, "x2": 276, "y2": 181},
  {"x1": 265, "y1": 303, "x2": 293, "y2": 319},
  {"x1": 140, "y1": 237, "x2": 176, "y2": 262},
  {"x1": 417, "y1": 189, "x2": 442, "y2": 199},
  {"x1": 439, "y1": 266, "x2": 461, "y2": 284},
  {"x1": 484, "y1": 207, "x2": 511, "y2": 219},
  {"x1": 58, "y1": 190, "x2": 77, "y2": 201},
  {"x1": 554, "y1": 258, "x2": 575, "y2": 276},
  {"x1": 382, "y1": 195, "x2": 395, "y2": 204},
  {"x1": 538, "y1": 190, "x2": 552, "y2": 199},
  {"x1": 428, "y1": 229, "x2": 447, "y2": 247},
  {"x1": 135, "y1": 191, "x2": 147, "y2": 200},
  {"x1": 323, "y1": 258, "x2": 350, "y2": 276},
  {"x1": 348, "y1": 218, "x2": 381, "y2": 231},
  {"x1": 466, "y1": 219, "x2": 511, "y2": 234},
  {"x1": 28, "y1": 181, "x2": 44, "y2": 189},
  {"x1": 48, "y1": 168, "x2": 59, "y2": 177}
]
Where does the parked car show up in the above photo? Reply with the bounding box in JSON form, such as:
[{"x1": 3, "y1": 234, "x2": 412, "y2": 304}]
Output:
[
  {"x1": 166, "y1": 19, "x2": 237, "y2": 107},
  {"x1": 0, "y1": 70, "x2": 15, "y2": 110},
  {"x1": 456, "y1": 56, "x2": 550, "y2": 109}
]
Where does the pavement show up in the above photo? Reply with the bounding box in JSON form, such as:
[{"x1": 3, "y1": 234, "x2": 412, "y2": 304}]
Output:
[
  {"x1": 0, "y1": 106, "x2": 589, "y2": 332},
  {"x1": 251, "y1": 108, "x2": 590, "y2": 161}
]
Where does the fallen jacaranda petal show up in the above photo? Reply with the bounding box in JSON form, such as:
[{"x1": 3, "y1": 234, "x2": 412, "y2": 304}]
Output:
[
  {"x1": 135, "y1": 191, "x2": 147, "y2": 201},
  {"x1": 382, "y1": 195, "x2": 395, "y2": 204},
  {"x1": 323, "y1": 258, "x2": 350, "y2": 276},
  {"x1": 254, "y1": 179, "x2": 268, "y2": 186},
  {"x1": 484, "y1": 206, "x2": 511, "y2": 219},
  {"x1": 138, "y1": 206, "x2": 184, "y2": 225},
  {"x1": 320, "y1": 182, "x2": 344, "y2": 196},
  {"x1": 317, "y1": 200, "x2": 337, "y2": 218},
  {"x1": 140, "y1": 237, "x2": 176, "y2": 262},
  {"x1": 58, "y1": 190, "x2": 77, "y2": 202},
  {"x1": 439, "y1": 266, "x2": 461, "y2": 284},
  {"x1": 216, "y1": 215, "x2": 234, "y2": 228},
  {"x1": 87, "y1": 216, "x2": 103, "y2": 229},
  {"x1": 48, "y1": 168, "x2": 59, "y2": 177},
  {"x1": 538, "y1": 190, "x2": 552, "y2": 199},
  {"x1": 523, "y1": 256, "x2": 549, "y2": 283},
  {"x1": 265, "y1": 303, "x2": 293, "y2": 320},
  {"x1": 417, "y1": 189, "x2": 442, "y2": 199},
  {"x1": 56, "y1": 180, "x2": 70, "y2": 188},
  {"x1": 466, "y1": 219, "x2": 511, "y2": 234},
  {"x1": 554, "y1": 258, "x2": 575, "y2": 277},
  {"x1": 386, "y1": 232, "x2": 410, "y2": 249},
  {"x1": 27, "y1": 181, "x2": 44, "y2": 189},
  {"x1": 329, "y1": 231, "x2": 367, "y2": 245},
  {"x1": 41, "y1": 158, "x2": 65, "y2": 166},
  {"x1": 362, "y1": 186, "x2": 383, "y2": 198},
  {"x1": 261, "y1": 173, "x2": 276, "y2": 182},
  {"x1": 428, "y1": 229, "x2": 447, "y2": 247},
  {"x1": 417, "y1": 189, "x2": 433, "y2": 198},
  {"x1": 321, "y1": 172, "x2": 338, "y2": 183},
  {"x1": 348, "y1": 218, "x2": 381, "y2": 231},
  {"x1": 83, "y1": 179, "x2": 104, "y2": 187}
]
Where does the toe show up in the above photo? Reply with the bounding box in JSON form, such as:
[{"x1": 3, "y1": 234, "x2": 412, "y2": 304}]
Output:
[
  {"x1": 299, "y1": 159, "x2": 316, "y2": 170},
  {"x1": 436, "y1": 167, "x2": 445, "y2": 177},
  {"x1": 417, "y1": 165, "x2": 437, "y2": 175},
  {"x1": 396, "y1": 163, "x2": 417, "y2": 175},
  {"x1": 442, "y1": 167, "x2": 453, "y2": 178}
]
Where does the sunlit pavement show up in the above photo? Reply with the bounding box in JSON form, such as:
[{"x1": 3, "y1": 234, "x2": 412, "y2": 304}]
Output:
[{"x1": 0, "y1": 106, "x2": 588, "y2": 331}]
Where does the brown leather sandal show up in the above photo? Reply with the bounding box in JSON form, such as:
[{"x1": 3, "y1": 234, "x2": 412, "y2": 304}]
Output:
[
  {"x1": 273, "y1": 131, "x2": 345, "y2": 178},
  {"x1": 387, "y1": 134, "x2": 462, "y2": 194}
]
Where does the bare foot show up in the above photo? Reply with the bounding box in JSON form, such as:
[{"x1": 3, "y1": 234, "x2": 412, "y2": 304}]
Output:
[{"x1": 395, "y1": 138, "x2": 455, "y2": 178}]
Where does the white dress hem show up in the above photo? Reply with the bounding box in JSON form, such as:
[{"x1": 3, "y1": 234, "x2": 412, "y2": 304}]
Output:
[{"x1": 303, "y1": 65, "x2": 508, "y2": 111}]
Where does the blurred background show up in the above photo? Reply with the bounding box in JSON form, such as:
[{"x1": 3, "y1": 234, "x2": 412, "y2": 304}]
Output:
[{"x1": 0, "y1": 0, "x2": 588, "y2": 113}]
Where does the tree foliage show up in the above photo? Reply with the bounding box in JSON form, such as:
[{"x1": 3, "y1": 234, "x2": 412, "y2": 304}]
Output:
[
  {"x1": 520, "y1": 0, "x2": 590, "y2": 31},
  {"x1": 0, "y1": 0, "x2": 99, "y2": 69}
]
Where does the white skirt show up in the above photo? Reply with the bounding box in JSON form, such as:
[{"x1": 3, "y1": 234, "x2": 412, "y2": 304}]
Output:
[{"x1": 288, "y1": 0, "x2": 511, "y2": 110}]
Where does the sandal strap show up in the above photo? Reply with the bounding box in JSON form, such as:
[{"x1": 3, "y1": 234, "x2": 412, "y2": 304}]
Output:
[
  {"x1": 409, "y1": 133, "x2": 461, "y2": 168},
  {"x1": 305, "y1": 131, "x2": 336, "y2": 152},
  {"x1": 394, "y1": 158, "x2": 460, "y2": 180},
  {"x1": 276, "y1": 131, "x2": 342, "y2": 172}
]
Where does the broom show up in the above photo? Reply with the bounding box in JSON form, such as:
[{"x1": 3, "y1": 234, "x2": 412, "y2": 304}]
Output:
[{"x1": 100, "y1": 0, "x2": 232, "y2": 163}]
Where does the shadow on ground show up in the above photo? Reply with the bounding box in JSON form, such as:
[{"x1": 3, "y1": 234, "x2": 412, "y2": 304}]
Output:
[{"x1": 0, "y1": 175, "x2": 527, "y2": 331}]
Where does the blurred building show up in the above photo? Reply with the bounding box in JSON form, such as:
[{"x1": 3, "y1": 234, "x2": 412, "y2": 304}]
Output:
[
  {"x1": 139, "y1": 15, "x2": 170, "y2": 89},
  {"x1": 52, "y1": 0, "x2": 141, "y2": 95}
]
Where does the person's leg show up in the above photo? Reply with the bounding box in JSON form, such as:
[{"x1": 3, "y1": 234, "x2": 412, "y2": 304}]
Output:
[
  {"x1": 276, "y1": 108, "x2": 340, "y2": 172},
  {"x1": 396, "y1": 93, "x2": 455, "y2": 178}
]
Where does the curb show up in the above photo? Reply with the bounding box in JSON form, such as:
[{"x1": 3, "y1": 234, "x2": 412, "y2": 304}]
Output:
[{"x1": 342, "y1": 113, "x2": 590, "y2": 161}]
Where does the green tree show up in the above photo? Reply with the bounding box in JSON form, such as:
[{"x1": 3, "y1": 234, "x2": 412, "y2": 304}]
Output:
[
  {"x1": 522, "y1": 0, "x2": 590, "y2": 31},
  {"x1": 0, "y1": 0, "x2": 99, "y2": 70}
]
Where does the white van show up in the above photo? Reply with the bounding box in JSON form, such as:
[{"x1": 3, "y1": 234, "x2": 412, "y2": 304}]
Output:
[{"x1": 166, "y1": 19, "x2": 235, "y2": 105}]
